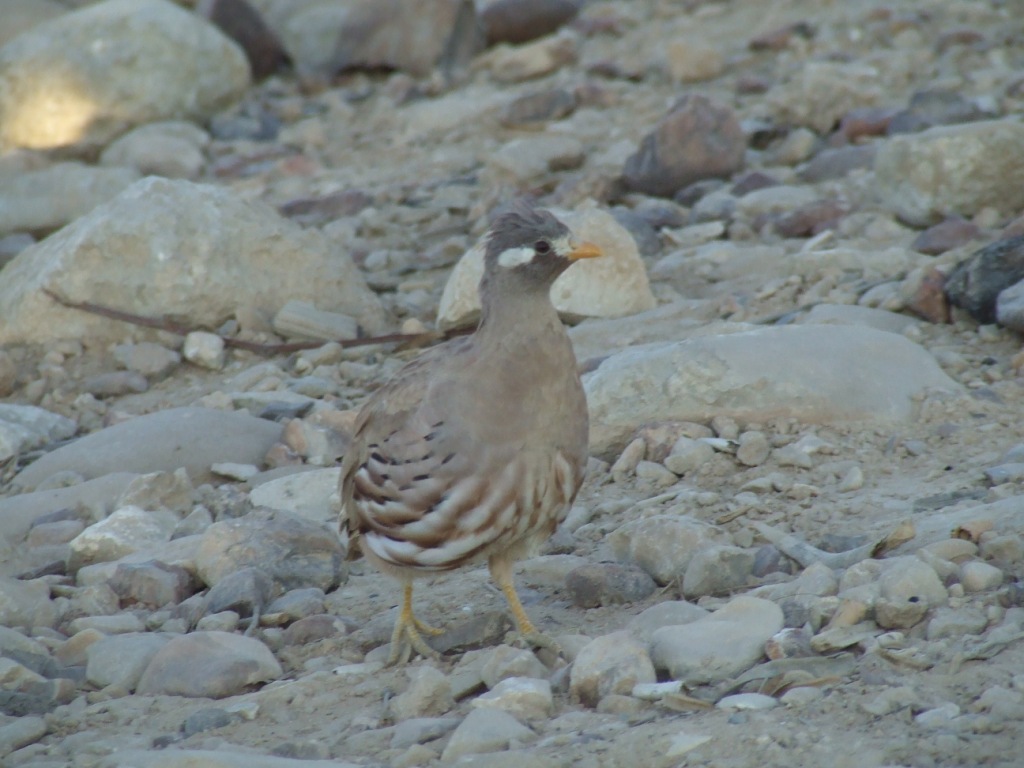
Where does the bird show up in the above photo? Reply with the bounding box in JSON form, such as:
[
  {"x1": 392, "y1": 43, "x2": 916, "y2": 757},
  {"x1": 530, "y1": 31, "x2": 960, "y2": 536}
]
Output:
[{"x1": 340, "y1": 201, "x2": 602, "y2": 664}]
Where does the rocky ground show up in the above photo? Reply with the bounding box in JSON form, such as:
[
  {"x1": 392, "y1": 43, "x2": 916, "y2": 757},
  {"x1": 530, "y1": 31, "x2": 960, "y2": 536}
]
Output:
[{"x1": 1, "y1": 0, "x2": 1024, "y2": 766}]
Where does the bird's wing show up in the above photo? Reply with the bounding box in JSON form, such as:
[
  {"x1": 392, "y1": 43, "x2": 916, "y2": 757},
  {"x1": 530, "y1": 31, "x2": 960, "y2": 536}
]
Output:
[{"x1": 340, "y1": 337, "x2": 581, "y2": 572}]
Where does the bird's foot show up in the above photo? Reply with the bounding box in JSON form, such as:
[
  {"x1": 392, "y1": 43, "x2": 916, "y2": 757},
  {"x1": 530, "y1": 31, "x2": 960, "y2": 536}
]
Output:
[
  {"x1": 387, "y1": 617, "x2": 442, "y2": 665},
  {"x1": 413, "y1": 616, "x2": 445, "y2": 637},
  {"x1": 514, "y1": 629, "x2": 563, "y2": 658}
]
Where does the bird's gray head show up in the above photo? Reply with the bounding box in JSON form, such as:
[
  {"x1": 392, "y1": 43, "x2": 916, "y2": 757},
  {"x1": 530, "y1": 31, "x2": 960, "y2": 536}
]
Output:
[{"x1": 483, "y1": 201, "x2": 602, "y2": 287}]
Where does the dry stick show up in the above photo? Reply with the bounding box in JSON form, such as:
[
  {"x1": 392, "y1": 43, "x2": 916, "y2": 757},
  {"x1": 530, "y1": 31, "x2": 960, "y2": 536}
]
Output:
[{"x1": 43, "y1": 289, "x2": 462, "y2": 355}]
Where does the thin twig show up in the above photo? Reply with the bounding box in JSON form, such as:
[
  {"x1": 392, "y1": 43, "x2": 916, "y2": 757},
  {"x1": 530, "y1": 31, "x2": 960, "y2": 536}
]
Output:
[{"x1": 43, "y1": 289, "x2": 464, "y2": 355}]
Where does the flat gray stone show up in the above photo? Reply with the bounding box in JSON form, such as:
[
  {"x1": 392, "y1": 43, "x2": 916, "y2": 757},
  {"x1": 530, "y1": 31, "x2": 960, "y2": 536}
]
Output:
[
  {"x1": 13, "y1": 407, "x2": 283, "y2": 490},
  {"x1": 440, "y1": 708, "x2": 536, "y2": 762},
  {"x1": 584, "y1": 324, "x2": 961, "y2": 457},
  {"x1": 650, "y1": 596, "x2": 783, "y2": 683}
]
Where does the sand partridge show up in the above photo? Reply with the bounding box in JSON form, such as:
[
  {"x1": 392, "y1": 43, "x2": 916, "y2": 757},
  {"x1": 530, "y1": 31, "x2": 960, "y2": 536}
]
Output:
[{"x1": 340, "y1": 202, "x2": 601, "y2": 663}]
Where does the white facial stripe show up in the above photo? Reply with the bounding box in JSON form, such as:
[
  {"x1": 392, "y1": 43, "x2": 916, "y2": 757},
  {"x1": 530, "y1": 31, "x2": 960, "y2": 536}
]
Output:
[
  {"x1": 552, "y1": 235, "x2": 573, "y2": 258},
  {"x1": 497, "y1": 246, "x2": 536, "y2": 269}
]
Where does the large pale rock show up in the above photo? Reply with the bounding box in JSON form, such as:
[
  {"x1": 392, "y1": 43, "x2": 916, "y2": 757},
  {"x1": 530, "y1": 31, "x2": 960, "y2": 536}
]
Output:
[
  {"x1": 0, "y1": 0, "x2": 250, "y2": 153},
  {"x1": 85, "y1": 632, "x2": 173, "y2": 691},
  {"x1": 135, "y1": 630, "x2": 282, "y2": 697},
  {"x1": 874, "y1": 120, "x2": 1024, "y2": 227},
  {"x1": 0, "y1": 177, "x2": 387, "y2": 346},
  {"x1": 584, "y1": 325, "x2": 961, "y2": 457},
  {"x1": 196, "y1": 509, "x2": 346, "y2": 591},
  {"x1": 437, "y1": 203, "x2": 655, "y2": 331},
  {"x1": 569, "y1": 631, "x2": 655, "y2": 707},
  {"x1": 650, "y1": 596, "x2": 783, "y2": 683},
  {"x1": 0, "y1": 162, "x2": 139, "y2": 236},
  {"x1": 13, "y1": 407, "x2": 282, "y2": 491}
]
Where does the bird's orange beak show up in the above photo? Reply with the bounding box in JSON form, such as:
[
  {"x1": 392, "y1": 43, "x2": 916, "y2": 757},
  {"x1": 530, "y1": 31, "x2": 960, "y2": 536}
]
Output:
[{"x1": 568, "y1": 241, "x2": 603, "y2": 261}]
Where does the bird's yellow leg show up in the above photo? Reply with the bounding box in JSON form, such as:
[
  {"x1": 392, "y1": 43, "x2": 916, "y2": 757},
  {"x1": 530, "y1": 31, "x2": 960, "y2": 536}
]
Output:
[
  {"x1": 489, "y1": 556, "x2": 562, "y2": 655},
  {"x1": 388, "y1": 583, "x2": 442, "y2": 665}
]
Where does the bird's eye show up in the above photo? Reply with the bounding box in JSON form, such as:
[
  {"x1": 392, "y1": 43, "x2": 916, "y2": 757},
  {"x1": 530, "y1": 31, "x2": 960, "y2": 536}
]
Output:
[{"x1": 534, "y1": 240, "x2": 551, "y2": 255}]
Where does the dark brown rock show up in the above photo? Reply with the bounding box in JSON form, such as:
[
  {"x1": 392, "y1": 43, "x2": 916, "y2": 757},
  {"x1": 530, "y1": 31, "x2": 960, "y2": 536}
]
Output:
[
  {"x1": 907, "y1": 269, "x2": 950, "y2": 324},
  {"x1": 735, "y1": 74, "x2": 772, "y2": 95},
  {"x1": 731, "y1": 171, "x2": 781, "y2": 197},
  {"x1": 109, "y1": 560, "x2": 194, "y2": 608},
  {"x1": 481, "y1": 0, "x2": 580, "y2": 45},
  {"x1": 278, "y1": 190, "x2": 373, "y2": 227},
  {"x1": 565, "y1": 563, "x2": 657, "y2": 608},
  {"x1": 622, "y1": 95, "x2": 745, "y2": 198},
  {"x1": 500, "y1": 88, "x2": 576, "y2": 127},
  {"x1": 936, "y1": 27, "x2": 985, "y2": 54},
  {"x1": 911, "y1": 217, "x2": 981, "y2": 255},
  {"x1": 748, "y1": 21, "x2": 815, "y2": 51},
  {"x1": 773, "y1": 199, "x2": 847, "y2": 238},
  {"x1": 837, "y1": 106, "x2": 898, "y2": 142},
  {"x1": 945, "y1": 236, "x2": 1024, "y2": 323},
  {"x1": 798, "y1": 144, "x2": 876, "y2": 182},
  {"x1": 197, "y1": 0, "x2": 290, "y2": 80}
]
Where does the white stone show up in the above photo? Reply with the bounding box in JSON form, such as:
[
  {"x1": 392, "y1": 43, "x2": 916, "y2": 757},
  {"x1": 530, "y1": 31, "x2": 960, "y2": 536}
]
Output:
[
  {"x1": 437, "y1": 202, "x2": 655, "y2": 331},
  {"x1": 67, "y1": 506, "x2": 177, "y2": 570},
  {"x1": 960, "y1": 561, "x2": 1004, "y2": 592},
  {"x1": 183, "y1": 331, "x2": 226, "y2": 370},
  {"x1": 472, "y1": 677, "x2": 553, "y2": 720},
  {"x1": 0, "y1": 178, "x2": 386, "y2": 346},
  {"x1": 716, "y1": 692, "x2": 778, "y2": 710}
]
